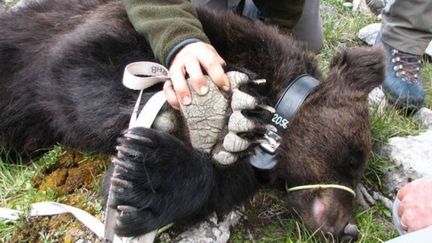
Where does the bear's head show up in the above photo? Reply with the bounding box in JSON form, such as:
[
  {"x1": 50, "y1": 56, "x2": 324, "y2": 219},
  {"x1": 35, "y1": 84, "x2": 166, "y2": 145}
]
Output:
[
  {"x1": 197, "y1": 9, "x2": 385, "y2": 241},
  {"x1": 270, "y1": 46, "x2": 385, "y2": 241}
]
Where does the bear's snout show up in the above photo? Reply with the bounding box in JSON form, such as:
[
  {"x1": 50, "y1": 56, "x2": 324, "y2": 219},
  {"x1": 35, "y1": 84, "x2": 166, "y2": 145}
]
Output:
[
  {"x1": 287, "y1": 188, "x2": 359, "y2": 242},
  {"x1": 341, "y1": 223, "x2": 359, "y2": 242}
]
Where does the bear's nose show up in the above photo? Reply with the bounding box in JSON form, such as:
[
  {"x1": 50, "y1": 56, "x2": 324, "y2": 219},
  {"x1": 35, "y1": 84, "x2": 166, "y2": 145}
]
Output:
[{"x1": 340, "y1": 223, "x2": 359, "y2": 242}]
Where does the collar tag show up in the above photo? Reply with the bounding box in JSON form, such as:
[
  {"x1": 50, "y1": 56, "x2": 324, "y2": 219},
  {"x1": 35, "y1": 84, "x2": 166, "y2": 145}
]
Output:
[{"x1": 259, "y1": 127, "x2": 281, "y2": 154}]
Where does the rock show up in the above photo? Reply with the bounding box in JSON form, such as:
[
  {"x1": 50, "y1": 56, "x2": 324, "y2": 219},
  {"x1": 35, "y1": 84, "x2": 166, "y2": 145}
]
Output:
[
  {"x1": 10, "y1": 0, "x2": 43, "y2": 11},
  {"x1": 0, "y1": 0, "x2": 7, "y2": 12},
  {"x1": 320, "y1": 4, "x2": 337, "y2": 18},
  {"x1": 343, "y1": 1, "x2": 353, "y2": 8},
  {"x1": 413, "y1": 108, "x2": 432, "y2": 129},
  {"x1": 368, "y1": 87, "x2": 385, "y2": 107},
  {"x1": 379, "y1": 130, "x2": 432, "y2": 194},
  {"x1": 175, "y1": 211, "x2": 243, "y2": 243},
  {"x1": 352, "y1": 0, "x2": 374, "y2": 15},
  {"x1": 368, "y1": 87, "x2": 388, "y2": 115},
  {"x1": 426, "y1": 41, "x2": 432, "y2": 57},
  {"x1": 358, "y1": 23, "x2": 381, "y2": 45},
  {"x1": 352, "y1": 0, "x2": 385, "y2": 16},
  {"x1": 366, "y1": 0, "x2": 386, "y2": 15}
]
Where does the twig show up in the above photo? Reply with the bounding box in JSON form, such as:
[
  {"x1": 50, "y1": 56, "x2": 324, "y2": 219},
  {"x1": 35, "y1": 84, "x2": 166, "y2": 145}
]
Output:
[
  {"x1": 356, "y1": 185, "x2": 371, "y2": 209},
  {"x1": 247, "y1": 229, "x2": 256, "y2": 243},
  {"x1": 358, "y1": 183, "x2": 376, "y2": 205},
  {"x1": 373, "y1": 191, "x2": 393, "y2": 210}
]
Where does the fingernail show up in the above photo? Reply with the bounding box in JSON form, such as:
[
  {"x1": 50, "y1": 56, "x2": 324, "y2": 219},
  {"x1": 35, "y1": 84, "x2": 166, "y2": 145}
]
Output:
[
  {"x1": 198, "y1": 85, "x2": 209, "y2": 95},
  {"x1": 223, "y1": 76, "x2": 230, "y2": 91},
  {"x1": 182, "y1": 96, "x2": 191, "y2": 105}
]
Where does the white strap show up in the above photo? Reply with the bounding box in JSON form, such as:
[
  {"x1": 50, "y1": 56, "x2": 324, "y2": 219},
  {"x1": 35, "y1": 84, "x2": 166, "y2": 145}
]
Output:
[
  {"x1": 0, "y1": 62, "x2": 170, "y2": 243},
  {"x1": 125, "y1": 62, "x2": 169, "y2": 128},
  {"x1": 122, "y1": 61, "x2": 169, "y2": 90},
  {"x1": 130, "y1": 90, "x2": 167, "y2": 128},
  {"x1": 105, "y1": 61, "x2": 169, "y2": 242},
  {"x1": 0, "y1": 202, "x2": 105, "y2": 238},
  {"x1": 0, "y1": 208, "x2": 21, "y2": 220}
]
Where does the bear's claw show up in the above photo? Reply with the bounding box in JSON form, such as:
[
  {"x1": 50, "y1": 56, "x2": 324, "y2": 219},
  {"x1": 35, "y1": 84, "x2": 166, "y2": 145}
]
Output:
[
  {"x1": 228, "y1": 111, "x2": 256, "y2": 133},
  {"x1": 213, "y1": 72, "x2": 271, "y2": 164},
  {"x1": 226, "y1": 71, "x2": 266, "y2": 89},
  {"x1": 108, "y1": 127, "x2": 215, "y2": 237},
  {"x1": 223, "y1": 132, "x2": 250, "y2": 152}
]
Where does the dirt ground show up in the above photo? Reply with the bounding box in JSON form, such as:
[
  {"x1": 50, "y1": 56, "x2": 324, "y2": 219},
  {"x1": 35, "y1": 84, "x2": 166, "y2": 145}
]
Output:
[{"x1": 11, "y1": 151, "x2": 109, "y2": 243}]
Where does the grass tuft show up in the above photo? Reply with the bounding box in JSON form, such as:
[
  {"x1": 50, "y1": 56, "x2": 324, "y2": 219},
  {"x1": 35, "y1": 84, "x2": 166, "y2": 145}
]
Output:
[
  {"x1": 422, "y1": 60, "x2": 432, "y2": 108},
  {"x1": 370, "y1": 106, "x2": 423, "y2": 144}
]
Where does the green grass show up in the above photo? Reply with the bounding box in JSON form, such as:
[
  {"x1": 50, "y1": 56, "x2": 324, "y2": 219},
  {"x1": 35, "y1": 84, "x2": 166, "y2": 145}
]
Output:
[
  {"x1": 362, "y1": 152, "x2": 394, "y2": 190},
  {"x1": 423, "y1": 59, "x2": 432, "y2": 108},
  {"x1": 356, "y1": 205, "x2": 399, "y2": 242},
  {"x1": 319, "y1": 0, "x2": 378, "y2": 72},
  {"x1": 230, "y1": 190, "x2": 398, "y2": 242},
  {"x1": 0, "y1": 146, "x2": 63, "y2": 202},
  {"x1": 0, "y1": 147, "x2": 64, "y2": 238},
  {"x1": 370, "y1": 106, "x2": 423, "y2": 144},
  {"x1": 0, "y1": 147, "x2": 107, "y2": 242}
]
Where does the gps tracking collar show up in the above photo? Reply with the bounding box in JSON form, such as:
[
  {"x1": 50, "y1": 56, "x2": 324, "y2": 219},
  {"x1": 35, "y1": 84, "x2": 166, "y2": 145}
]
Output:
[{"x1": 249, "y1": 74, "x2": 320, "y2": 170}]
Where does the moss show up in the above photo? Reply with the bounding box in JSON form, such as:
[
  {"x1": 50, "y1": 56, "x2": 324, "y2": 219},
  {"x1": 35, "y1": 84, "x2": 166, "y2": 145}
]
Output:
[
  {"x1": 33, "y1": 151, "x2": 109, "y2": 196},
  {"x1": 7, "y1": 150, "x2": 109, "y2": 242},
  {"x1": 10, "y1": 213, "x2": 101, "y2": 243}
]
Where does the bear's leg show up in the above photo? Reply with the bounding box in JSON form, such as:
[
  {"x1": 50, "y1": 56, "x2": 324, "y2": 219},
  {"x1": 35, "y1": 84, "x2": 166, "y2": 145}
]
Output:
[{"x1": 104, "y1": 127, "x2": 257, "y2": 237}]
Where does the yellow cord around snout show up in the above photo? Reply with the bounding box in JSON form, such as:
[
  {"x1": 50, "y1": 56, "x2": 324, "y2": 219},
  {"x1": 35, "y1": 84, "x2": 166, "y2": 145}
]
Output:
[{"x1": 285, "y1": 183, "x2": 357, "y2": 197}]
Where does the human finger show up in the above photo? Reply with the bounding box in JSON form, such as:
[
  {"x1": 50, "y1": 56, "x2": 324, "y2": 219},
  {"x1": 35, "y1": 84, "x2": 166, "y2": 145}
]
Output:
[
  {"x1": 199, "y1": 54, "x2": 229, "y2": 91},
  {"x1": 169, "y1": 61, "x2": 191, "y2": 106},
  {"x1": 163, "y1": 80, "x2": 180, "y2": 110},
  {"x1": 400, "y1": 207, "x2": 419, "y2": 232},
  {"x1": 183, "y1": 54, "x2": 209, "y2": 96},
  {"x1": 396, "y1": 181, "x2": 412, "y2": 200},
  {"x1": 400, "y1": 215, "x2": 409, "y2": 232}
]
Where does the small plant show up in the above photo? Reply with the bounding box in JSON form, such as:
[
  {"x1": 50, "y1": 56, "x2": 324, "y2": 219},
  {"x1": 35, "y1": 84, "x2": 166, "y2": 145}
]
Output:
[{"x1": 370, "y1": 106, "x2": 423, "y2": 144}]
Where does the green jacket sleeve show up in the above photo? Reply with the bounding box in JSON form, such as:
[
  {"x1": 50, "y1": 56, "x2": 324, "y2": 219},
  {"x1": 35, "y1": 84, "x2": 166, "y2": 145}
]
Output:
[{"x1": 121, "y1": 0, "x2": 210, "y2": 66}]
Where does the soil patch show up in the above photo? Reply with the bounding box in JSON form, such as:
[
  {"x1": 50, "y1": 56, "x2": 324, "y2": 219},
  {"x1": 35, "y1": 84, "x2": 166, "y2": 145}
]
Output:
[{"x1": 12, "y1": 150, "x2": 110, "y2": 242}]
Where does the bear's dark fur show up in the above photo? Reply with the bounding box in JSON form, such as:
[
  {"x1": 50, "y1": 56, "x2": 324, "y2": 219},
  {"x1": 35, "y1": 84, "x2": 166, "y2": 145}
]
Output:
[{"x1": 0, "y1": 0, "x2": 385, "y2": 241}]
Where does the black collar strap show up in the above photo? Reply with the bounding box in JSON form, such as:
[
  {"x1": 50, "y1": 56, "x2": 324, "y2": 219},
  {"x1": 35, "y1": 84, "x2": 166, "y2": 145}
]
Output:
[{"x1": 249, "y1": 74, "x2": 320, "y2": 170}]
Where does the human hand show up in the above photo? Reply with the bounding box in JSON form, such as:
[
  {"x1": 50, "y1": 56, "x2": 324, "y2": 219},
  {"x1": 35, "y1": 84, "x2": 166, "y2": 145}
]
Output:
[
  {"x1": 397, "y1": 177, "x2": 432, "y2": 232},
  {"x1": 163, "y1": 41, "x2": 230, "y2": 109}
]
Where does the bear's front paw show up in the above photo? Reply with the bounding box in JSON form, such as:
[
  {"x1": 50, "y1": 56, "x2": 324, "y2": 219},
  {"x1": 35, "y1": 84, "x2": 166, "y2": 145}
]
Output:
[
  {"x1": 108, "y1": 127, "x2": 214, "y2": 237},
  {"x1": 212, "y1": 71, "x2": 273, "y2": 165}
]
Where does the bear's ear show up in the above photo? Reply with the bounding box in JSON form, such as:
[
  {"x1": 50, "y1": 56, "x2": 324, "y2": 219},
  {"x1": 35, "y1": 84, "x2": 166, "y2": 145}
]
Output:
[{"x1": 326, "y1": 46, "x2": 385, "y2": 95}]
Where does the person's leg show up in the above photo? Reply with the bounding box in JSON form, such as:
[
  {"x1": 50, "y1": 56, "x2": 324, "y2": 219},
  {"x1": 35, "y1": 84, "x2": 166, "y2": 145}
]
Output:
[
  {"x1": 242, "y1": 0, "x2": 322, "y2": 52},
  {"x1": 381, "y1": 0, "x2": 432, "y2": 55},
  {"x1": 377, "y1": 0, "x2": 432, "y2": 109},
  {"x1": 292, "y1": 0, "x2": 323, "y2": 52},
  {"x1": 241, "y1": 0, "x2": 259, "y2": 19}
]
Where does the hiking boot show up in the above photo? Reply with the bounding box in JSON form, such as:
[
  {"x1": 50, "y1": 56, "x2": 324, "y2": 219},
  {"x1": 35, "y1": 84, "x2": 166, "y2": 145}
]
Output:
[{"x1": 376, "y1": 34, "x2": 425, "y2": 109}]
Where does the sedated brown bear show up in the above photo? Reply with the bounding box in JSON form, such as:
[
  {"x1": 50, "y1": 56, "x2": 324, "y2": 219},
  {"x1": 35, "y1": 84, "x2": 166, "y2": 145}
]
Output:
[{"x1": 0, "y1": 0, "x2": 385, "y2": 241}]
